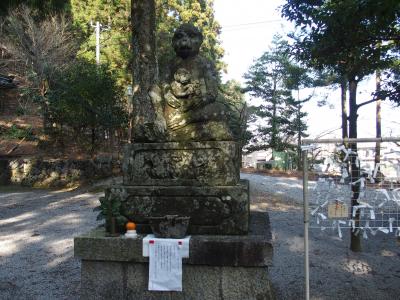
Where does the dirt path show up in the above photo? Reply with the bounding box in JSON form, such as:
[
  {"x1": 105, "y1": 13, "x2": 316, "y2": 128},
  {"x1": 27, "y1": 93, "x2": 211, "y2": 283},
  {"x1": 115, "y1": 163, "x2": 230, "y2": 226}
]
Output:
[{"x1": 1, "y1": 175, "x2": 399, "y2": 299}]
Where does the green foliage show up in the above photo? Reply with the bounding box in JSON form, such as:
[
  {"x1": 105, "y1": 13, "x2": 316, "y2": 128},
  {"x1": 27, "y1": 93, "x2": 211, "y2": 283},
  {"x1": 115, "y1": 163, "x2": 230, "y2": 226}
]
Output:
[
  {"x1": 69, "y1": 0, "x2": 225, "y2": 85},
  {"x1": 1, "y1": 124, "x2": 35, "y2": 141},
  {"x1": 244, "y1": 35, "x2": 308, "y2": 153},
  {"x1": 47, "y1": 60, "x2": 128, "y2": 149},
  {"x1": 281, "y1": 0, "x2": 400, "y2": 249},
  {"x1": 282, "y1": 0, "x2": 400, "y2": 81},
  {"x1": 97, "y1": 196, "x2": 127, "y2": 232},
  {"x1": 0, "y1": 0, "x2": 69, "y2": 17},
  {"x1": 218, "y1": 80, "x2": 249, "y2": 143},
  {"x1": 380, "y1": 58, "x2": 400, "y2": 104},
  {"x1": 156, "y1": 0, "x2": 225, "y2": 73},
  {"x1": 97, "y1": 196, "x2": 121, "y2": 220},
  {"x1": 70, "y1": 0, "x2": 131, "y2": 85},
  {"x1": 2, "y1": 0, "x2": 225, "y2": 85},
  {"x1": 4, "y1": 4, "x2": 79, "y2": 135}
]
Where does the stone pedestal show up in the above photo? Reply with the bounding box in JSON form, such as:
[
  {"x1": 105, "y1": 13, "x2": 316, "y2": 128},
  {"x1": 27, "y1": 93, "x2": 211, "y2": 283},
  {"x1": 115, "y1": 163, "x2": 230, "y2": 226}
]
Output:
[
  {"x1": 105, "y1": 180, "x2": 249, "y2": 235},
  {"x1": 74, "y1": 211, "x2": 274, "y2": 300},
  {"x1": 122, "y1": 141, "x2": 241, "y2": 186},
  {"x1": 101, "y1": 141, "x2": 249, "y2": 235}
]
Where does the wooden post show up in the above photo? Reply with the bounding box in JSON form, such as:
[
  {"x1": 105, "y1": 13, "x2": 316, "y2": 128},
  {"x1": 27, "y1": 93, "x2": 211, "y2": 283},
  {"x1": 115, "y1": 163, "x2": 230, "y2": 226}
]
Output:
[{"x1": 348, "y1": 78, "x2": 362, "y2": 252}]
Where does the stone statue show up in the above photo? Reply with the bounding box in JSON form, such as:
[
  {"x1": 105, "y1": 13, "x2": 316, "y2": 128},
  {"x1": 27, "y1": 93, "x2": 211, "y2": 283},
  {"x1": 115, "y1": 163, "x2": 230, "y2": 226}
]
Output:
[
  {"x1": 151, "y1": 23, "x2": 240, "y2": 141},
  {"x1": 100, "y1": 23, "x2": 249, "y2": 236}
]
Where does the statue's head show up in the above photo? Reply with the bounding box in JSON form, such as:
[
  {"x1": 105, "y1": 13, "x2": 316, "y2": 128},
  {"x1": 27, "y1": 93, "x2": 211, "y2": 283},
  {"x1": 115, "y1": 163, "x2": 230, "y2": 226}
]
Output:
[
  {"x1": 172, "y1": 23, "x2": 203, "y2": 59},
  {"x1": 174, "y1": 68, "x2": 191, "y2": 84}
]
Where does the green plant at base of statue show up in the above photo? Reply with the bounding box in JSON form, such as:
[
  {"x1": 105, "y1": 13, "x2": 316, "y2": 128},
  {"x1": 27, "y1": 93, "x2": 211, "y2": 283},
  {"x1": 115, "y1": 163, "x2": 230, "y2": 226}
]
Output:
[{"x1": 96, "y1": 196, "x2": 127, "y2": 235}]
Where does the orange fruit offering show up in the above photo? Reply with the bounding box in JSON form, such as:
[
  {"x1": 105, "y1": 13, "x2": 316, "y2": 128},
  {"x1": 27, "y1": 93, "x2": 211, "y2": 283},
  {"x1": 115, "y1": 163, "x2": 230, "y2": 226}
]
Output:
[{"x1": 126, "y1": 222, "x2": 136, "y2": 231}]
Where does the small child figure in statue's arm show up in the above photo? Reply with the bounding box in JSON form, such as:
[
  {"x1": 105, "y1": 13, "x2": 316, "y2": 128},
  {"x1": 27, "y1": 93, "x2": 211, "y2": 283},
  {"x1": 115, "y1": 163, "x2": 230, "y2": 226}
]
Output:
[{"x1": 164, "y1": 68, "x2": 204, "y2": 112}]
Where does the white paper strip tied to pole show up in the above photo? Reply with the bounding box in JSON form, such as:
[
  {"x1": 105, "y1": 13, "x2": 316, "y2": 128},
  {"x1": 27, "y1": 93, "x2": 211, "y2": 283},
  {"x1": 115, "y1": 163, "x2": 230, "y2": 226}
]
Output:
[
  {"x1": 372, "y1": 163, "x2": 381, "y2": 180},
  {"x1": 376, "y1": 189, "x2": 400, "y2": 208},
  {"x1": 337, "y1": 145, "x2": 357, "y2": 162},
  {"x1": 332, "y1": 220, "x2": 347, "y2": 238},
  {"x1": 143, "y1": 234, "x2": 190, "y2": 292},
  {"x1": 388, "y1": 218, "x2": 396, "y2": 232},
  {"x1": 349, "y1": 219, "x2": 355, "y2": 231},
  {"x1": 396, "y1": 227, "x2": 400, "y2": 237},
  {"x1": 340, "y1": 165, "x2": 349, "y2": 183},
  {"x1": 352, "y1": 202, "x2": 373, "y2": 218},
  {"x1": 351, "y1": 177, "x2": 366, "y2": 189},
  {"x1": 311, "y1": 200, "x2": 328, "y2": 217}
]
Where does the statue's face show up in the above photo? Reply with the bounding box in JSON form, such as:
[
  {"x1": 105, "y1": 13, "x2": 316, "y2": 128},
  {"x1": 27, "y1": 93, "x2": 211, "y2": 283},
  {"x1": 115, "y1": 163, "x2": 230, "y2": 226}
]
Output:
[
  {"x1": 172, "y1": 24, "x2": 203, "y2": 59},
  {"x1": 174, "y1": 68, "x2": 191, "y2": 84}
]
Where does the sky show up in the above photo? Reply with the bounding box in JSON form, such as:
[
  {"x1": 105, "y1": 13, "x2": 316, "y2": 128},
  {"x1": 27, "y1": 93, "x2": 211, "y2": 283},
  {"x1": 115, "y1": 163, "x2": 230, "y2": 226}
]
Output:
[{"x1": 213, "y1": 0, "x2": 400, "y2": 140}]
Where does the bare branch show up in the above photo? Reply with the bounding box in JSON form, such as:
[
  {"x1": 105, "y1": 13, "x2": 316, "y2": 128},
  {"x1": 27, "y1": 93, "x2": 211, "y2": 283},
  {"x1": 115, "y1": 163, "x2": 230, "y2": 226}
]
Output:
[
  {"x1": 357, "y1": 97, "x2": 378, "y2": 109},
  {"x1": 4, "y1": 5, "x2": 78, "y2": 85}
]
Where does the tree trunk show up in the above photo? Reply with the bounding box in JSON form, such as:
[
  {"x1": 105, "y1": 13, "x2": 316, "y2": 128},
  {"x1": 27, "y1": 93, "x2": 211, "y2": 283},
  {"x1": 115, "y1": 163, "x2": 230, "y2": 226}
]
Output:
[
  {"x1": 341, "y1": 79, "x2": 348, "y2": 139},
  {"x1": 131, "y1": 0, "x2": 163, "y2": 142},
  {"x1": 375, "y1": 70, "x2": 382, "y2": 168},
  {"x1": 348, "y1": 78, "x2": 362, "y2": 252}
]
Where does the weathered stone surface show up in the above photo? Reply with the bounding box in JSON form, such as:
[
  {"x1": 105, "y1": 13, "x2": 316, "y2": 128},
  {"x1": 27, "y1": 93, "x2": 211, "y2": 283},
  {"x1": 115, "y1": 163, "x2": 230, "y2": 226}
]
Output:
[
  {"x1": 146, "y1": 23, "x2": 246, "y2": 142},
  {"x1": 122, "y1": 141, "x2": 241, "y2": 186},
  {"x1": 76, "y1": 212, "x2": 274, "y2": 299},
  {"x1": 148, "y1": 215, "x2": 190, "y2": 238},
  {"x1": 96, "y1": 23, "x2": 248, "y2": 237},
  {"x1": 75, "y1": 211, "x2": 271, "y2": 267},
  {"x1": 81, "y1": 261, "x2": 125, "y2": 299},
  {"x1": 102, "y1": 180, "x2": 249, "y2": 235},
  {"x1": 80, "y1": 262, "x2": 275, "y2": 300},
  {"x1": 0, "y1": 156, "x2": 120, "y2": 188}
]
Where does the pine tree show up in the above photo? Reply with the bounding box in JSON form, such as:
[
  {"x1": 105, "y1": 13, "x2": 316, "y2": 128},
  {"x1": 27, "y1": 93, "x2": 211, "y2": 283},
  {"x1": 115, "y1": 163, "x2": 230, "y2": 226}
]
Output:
[
  {"x1": 282, "y1": 0, "x2": 400, "y2": 252},
  {"x1": 244, "y1": 36, "x2": 308, "y2": 157}
]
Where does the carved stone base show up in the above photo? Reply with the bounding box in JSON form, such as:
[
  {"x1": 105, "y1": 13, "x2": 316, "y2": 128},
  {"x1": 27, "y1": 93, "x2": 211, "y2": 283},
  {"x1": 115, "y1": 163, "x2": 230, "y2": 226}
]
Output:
[
  {"x1": 74, "y1": 212, "x2": 274, "y2": 300},
  {"x1": 104, "y1": 180, "x2": 249, "y2": 235},
  {"x1": 122, "y1": 141, "x2": 241, "y2": 186}
]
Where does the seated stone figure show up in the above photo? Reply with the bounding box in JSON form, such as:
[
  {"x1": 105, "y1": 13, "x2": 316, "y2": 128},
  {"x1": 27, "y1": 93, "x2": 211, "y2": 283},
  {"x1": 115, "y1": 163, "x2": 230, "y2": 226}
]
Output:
[
  {"x1": 164, "y1": 67, "x2": 203, "y2": 115},
  {"x1": 152, "y1": 23, "x2": 241, "y2": 141}
]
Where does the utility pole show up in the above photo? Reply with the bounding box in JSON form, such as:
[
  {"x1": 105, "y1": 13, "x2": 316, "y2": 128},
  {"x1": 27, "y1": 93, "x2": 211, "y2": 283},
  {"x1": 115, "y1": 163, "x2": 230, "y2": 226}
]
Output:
[{"x1": 90, "y1": 20, "x2": 110, "y2": 64}]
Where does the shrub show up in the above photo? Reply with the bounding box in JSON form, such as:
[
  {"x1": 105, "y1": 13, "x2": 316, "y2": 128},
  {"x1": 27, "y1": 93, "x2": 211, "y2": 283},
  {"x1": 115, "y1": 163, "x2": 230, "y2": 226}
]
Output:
[{"x1": 47, "y1": 60, "x2": 128, "y2": 152}]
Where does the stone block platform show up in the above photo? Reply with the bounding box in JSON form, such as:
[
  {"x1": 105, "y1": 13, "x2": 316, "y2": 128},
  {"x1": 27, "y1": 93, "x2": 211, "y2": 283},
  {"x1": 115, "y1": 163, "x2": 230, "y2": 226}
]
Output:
[
  {"x1": 74, "y1": 211, "x2": 274, "y2": 300},
  {"x1": 122, "y1": 141, "x2": 241, "y2": 186},
  {"x1": 104, "y1": 180, "x2": 249, "y2": 235}
]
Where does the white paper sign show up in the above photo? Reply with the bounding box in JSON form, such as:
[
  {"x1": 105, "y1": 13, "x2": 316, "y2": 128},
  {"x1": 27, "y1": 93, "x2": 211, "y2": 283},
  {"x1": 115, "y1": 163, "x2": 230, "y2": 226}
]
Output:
[
  {"x1": 143, "y1": 235, "x2": 190, "y2": 258},
  {"x1": 148, "y1": 239, "x2": 183, "y2": 291}
]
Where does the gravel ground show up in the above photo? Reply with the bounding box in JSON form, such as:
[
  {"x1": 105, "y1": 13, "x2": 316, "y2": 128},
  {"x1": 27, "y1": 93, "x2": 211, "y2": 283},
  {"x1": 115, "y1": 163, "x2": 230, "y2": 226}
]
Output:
[
  {"x1": 1, "y1": 174, "x2": 399, "y2": 300},
  {"x1": 0, "y1": 186, "x2": 102, "y2": 299},
  {"x1": 242, "y1": 173, "x2": 400, "y2": 300}
]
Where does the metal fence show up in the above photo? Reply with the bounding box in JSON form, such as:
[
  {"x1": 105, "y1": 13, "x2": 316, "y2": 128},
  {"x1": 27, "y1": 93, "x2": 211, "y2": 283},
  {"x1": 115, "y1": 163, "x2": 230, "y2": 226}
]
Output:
[{"x1": 301, "y1": 137, "x2": 400, "y2": 300}]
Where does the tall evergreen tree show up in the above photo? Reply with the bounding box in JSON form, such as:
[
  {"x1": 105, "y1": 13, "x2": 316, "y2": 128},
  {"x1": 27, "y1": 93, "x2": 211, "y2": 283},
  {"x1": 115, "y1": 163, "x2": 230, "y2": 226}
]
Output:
[
  {"x1": 284, "y1": 60, "x2": 313, "y2": 170},
  {"x1": 69, "y1": 0, "x2": 225, "y2": 85},
  {"x1": 244, "y1": 36, "x2": 308, "y2": 157},
  {"x1": 282, "y1": 0, "x2": 400, "y2": 252},
  {"x1": 70, "y1": 0, "x2": 131, "y2": 84},
  {"x1": 0, "y1": 0, "x2": 69, "y2": 17},
  {"x1": 156, "y1": 0, "x2": 225, "y2": 73}
]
